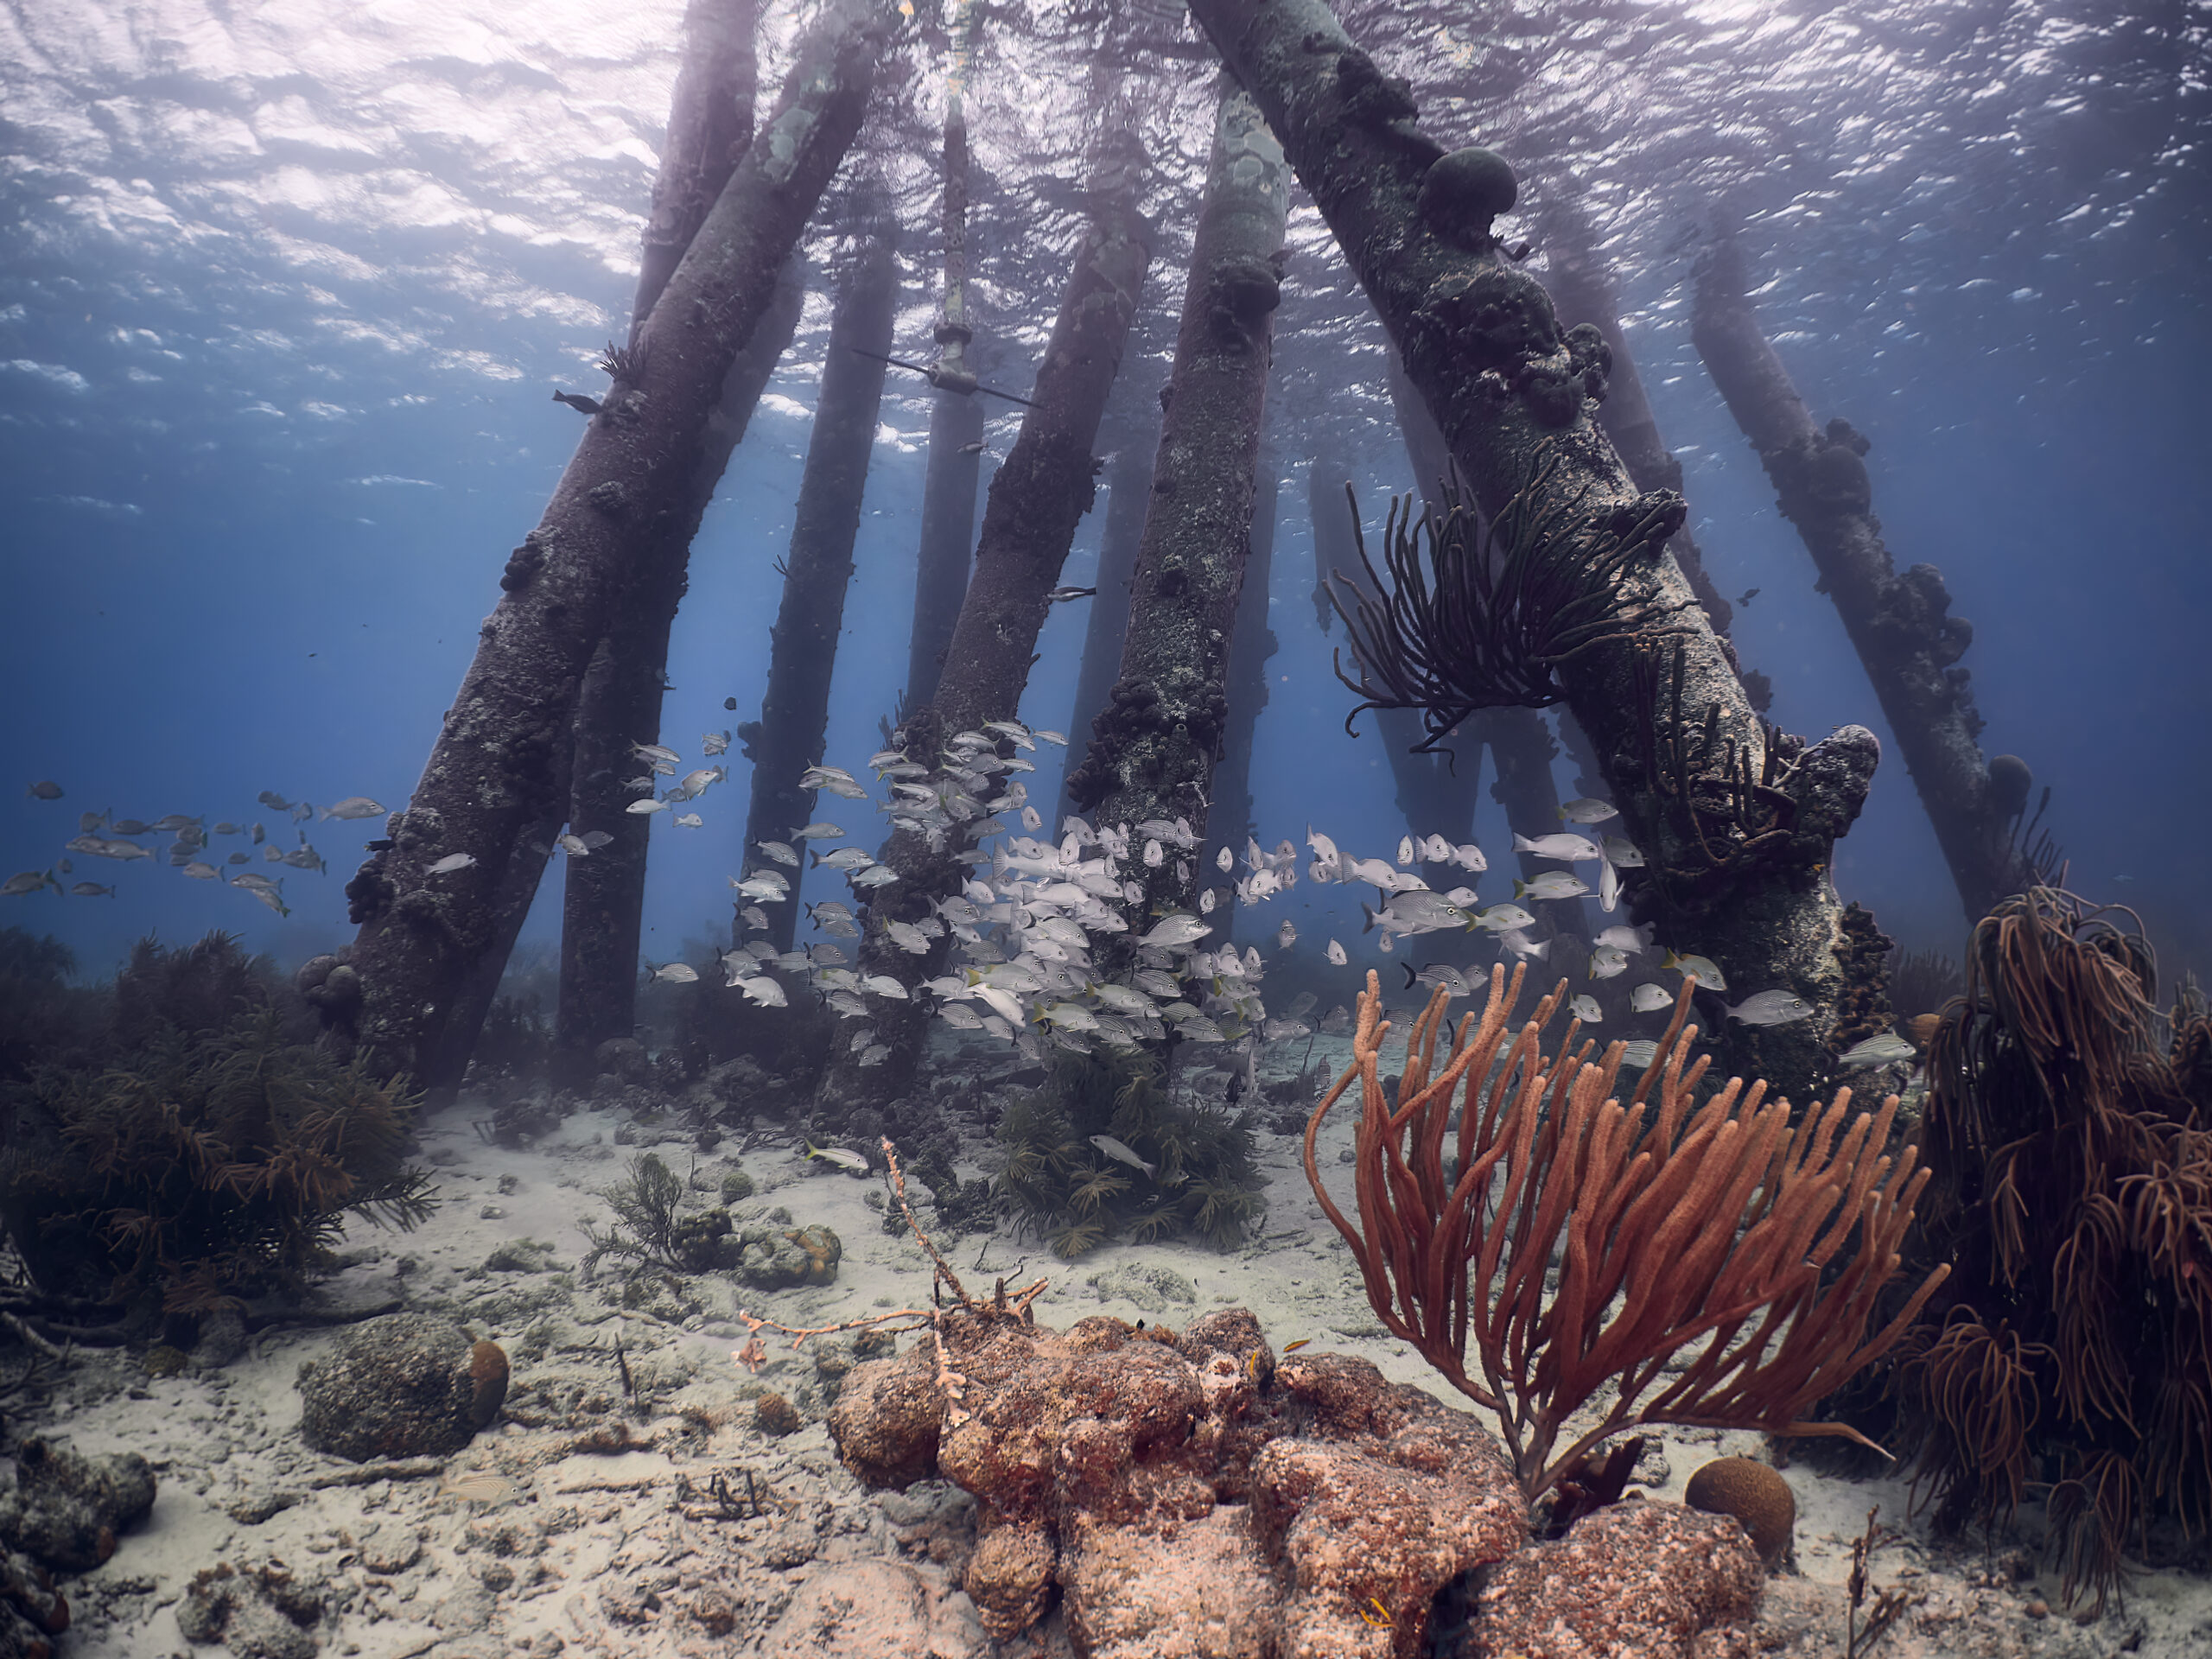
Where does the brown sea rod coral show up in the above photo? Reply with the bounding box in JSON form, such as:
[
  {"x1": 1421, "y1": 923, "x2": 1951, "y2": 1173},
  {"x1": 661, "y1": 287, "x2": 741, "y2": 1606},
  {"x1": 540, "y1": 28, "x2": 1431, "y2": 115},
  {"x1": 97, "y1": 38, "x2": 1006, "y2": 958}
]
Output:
[{"x1": 1304, "y1": 965, "x2": 1948, "y2": 1510}]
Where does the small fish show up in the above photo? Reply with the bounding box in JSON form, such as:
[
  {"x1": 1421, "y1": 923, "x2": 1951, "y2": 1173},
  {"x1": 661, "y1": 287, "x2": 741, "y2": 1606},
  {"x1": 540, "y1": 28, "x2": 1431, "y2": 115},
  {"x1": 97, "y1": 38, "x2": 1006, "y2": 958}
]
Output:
[
  {"x1": 1736, "y1": 587, "x2": 1759, "y2": 607},
  {"x1": 1033, "y1": 729, "x2": 1067, "y2": 746},
  {"x1": 1450, "y1": 842, "x2": 1487, "y2": 874},
  {"x1": 626, "y1": 798, "x2": 670, "y2": 816},
  {"x1": 553, "y1": 388, "x2": 603, "y2": 415},
  {"x1": 1726, "y1": 988, "x2": 1814, "y2": 1027},
  {"x1": 733, "y1": 976, "x2": 787, "y2": 1008},
  {"x1": 1557, "y1": 798, "x2": 1619, "y2": 825},
  {"x1": 1397, "y1": 835, "x2": 1416, "y2": 866},
  {"x1": 1020, "y1": 805, "x2": 1043, "y2": 831},
  {"x1": 256, "y1": 791, "x2": 291, "y2": 812},
  {"x1": 181, "y1": 861, "x2": 219, "y2": 880},
  {"x1": 1325, "y1": 939, "x2": 1347, "y2": 967},
  {"x1": 439, "y1": 1471, "x2": 515, "y2": 1504},
  {"x1": 1473, "y1": 903, "x2": 1537, "y2": 933},
  {"x1": 556, "y1": 834, "x2": 593, "y2": 855},
  {"x1": 674, "y1": 813, "x2": 704, "y2": 829},
  {"x1": 1319, "y1": 1005, "x2": 1351, "y2": 1034},
  {"x1": 958, "y1": 438, "x2": 987, "y2": 454},
  {"x1": 1282, "y1": 1338, "x2": 1312, "y2": 1354},
  {"x1": 289, "y1": 802, "x2": 314, "y2": 823},
  {"x1": 1569, "y1": 994, "x2": 1603, "y2": 1024},
  {"x1": 1402, "y1": 961, "x2": 1478, "y2": 999},
  {"x1": 1275, "y1": 919, "x2": 1298, "y2": 951},
  {"x1": 227, "y1": 852, "x2": 250, "y2": 865},
  {"x1": 825, "y1": 990, "x2": 869, "y2": 1018},
  {"x1": 67, "y1": 836, "x2": 153, "y2": 861},
  {"x1": 804, "y1": 1141, "x2": 871, "y2": 1173},
  {"x1": 648, "y1": 962, "x2": 700, "y2": 984},
  {"x1": 1045, "y1": 586, "x2": 1096, "y2": 603},
  {"x1": 1595, "y1": 924, "x2": 1651, "y2": 955},
  {"x1": 1363, "y1": 892, "x2": 1475, "y2": 936},
  {"x1": 1497, "y1": 927, "x2": 1549, "y2": 961},
  {"x1": 1513, "y1": 831, "x2": 1603, "y2": 862},
  {"x1": 153, "y1": 815, "x2": 203, "y2": 832},
  {"x1": 1590, "y1": 944, "x2": 1630, "y2": 979},
  {"x1": 1630, "y1": 982, "x2": 1676, "y2": 1014},
  {"x1": 231, "y1": 871, "x2": 282, "y2": 893},
  {"x1": 24, "y1": 781, "x2": 62, "y2": 800},
  {"x1": 1602, "y1": 836, "x2": 1645, "y2": 868},
  {"x1": 813, "y1": 846, "x2": 875, "y2": 870},
  {"x1": 739, "y1": 906, "x2": 771, "y2": 931},
  {"x1": 108, "y1": 818, "x2": 153, "y2": 836},
  {"x1": 702, "y1": 731, "x2": 731, "y2": 756},
  {"x1": 277, "y1": 846, "x2": 326, "y2": 872},
  {"x1": 236, "y1": 882, "x2": 290, "y2": 917},
  {"x1": 425, "y1": 853, "x2": 476, "y2": 874},
  {"x1": 213, "y1": 822, "x2": 243, "y2": 836},
  {"x1": 678, "y1": 766, "x2": 726, "y2": 797},
  {"x1": 734, "y1": 876, "x2": 788, "y2": 903},
  {"x1": 1619, "y1": 1039, "x2": 1661, "y2": 1068},
  {"x1": 798, "y1": 764, "x2": 869, "y2": 800},
  {"x1": 794, "y1": 822, "x2": 845, "y2": 840},
  {"x1": 1661, "y1": 950, "x2": 1729, "y2": 993},
  {"x1": 851, "y1": 864, "x2": 899, "y2": 887},
  {"x1": 938, "y1": 1002, "x2": 983, "y2": 1030},
  {"x1": 1840, "y1": 1030, "x2": 1919, "y2": 1068},
  {"x1": 886, "y1": 920, "x2": 930, "y2": 954},
  {"x1": 757, "y1": 841, "x2": 800, "y2": 866},
  {"x1": 1198, "y1": 887, "x2": 1217, "y2": 914},
  {"x1": 77, "y1": 811, "x2": 104, "y2": 832},
  {"x1": 1141, "y1": 914, "x2": 1211, "y2": 950},
  {"x1": 631, "y1": 742, "x2": 681, "y2": 766},
  {"x1": 2, "y1": 871, "x2": 56, "y2": 897},
  {"x1": 1514, "y1": 872, "x2": 1592, "y2": 902},
  {"x1": 1216, "y1": 845, "x2": 1236, "y2": 873},
  {"x1": 1088, "y1": 1135, "x2": 1156, "y2": 1179},
  {"x1": 320, "y1": 798, "x2": 385, "y2": 821},
  {"x1": 70, "y1": 881, "x2": 116, "y2": 897}
]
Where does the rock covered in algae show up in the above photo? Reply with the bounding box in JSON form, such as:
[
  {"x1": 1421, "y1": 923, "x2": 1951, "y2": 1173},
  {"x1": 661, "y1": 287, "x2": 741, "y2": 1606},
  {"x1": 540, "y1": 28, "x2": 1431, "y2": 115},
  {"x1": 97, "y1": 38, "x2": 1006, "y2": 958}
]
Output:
[{"x1": 296, "y1": 1313, "x2": 505, "y2": 1463}]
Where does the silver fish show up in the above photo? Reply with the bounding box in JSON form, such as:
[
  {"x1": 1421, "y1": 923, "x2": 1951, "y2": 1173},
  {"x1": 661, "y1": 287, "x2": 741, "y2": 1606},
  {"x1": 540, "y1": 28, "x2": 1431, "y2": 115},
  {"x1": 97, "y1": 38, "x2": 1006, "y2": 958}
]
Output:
[
  {"x1": 739, "y1": 906, "x2": 771, "y2": 931},
  {"x1": 1589, "y1": 945, "x2": 1630, "y2": 980},
  {"x1": 1726, "y1": 988, "x2": 1814, "y2": 1027},
  {"x1": 320, "y1": 798, "x2": 385, "y2": 821},
  {"x1": 1363, "y1": 892, "x2": 1475, "y2": 936},
  {"x1": 70, "y1": 881, "x2": 116, "y2": 898},
  {"x1": 757, "y1": 841, "x2": 800, "y2": 866},
  {"x1": 556, "y1": 834, "x2": 593, "y2": 855},
  {"x1": 1595, "y1": 924, "x2": 1651, "y2": 955},
  {"x1": 630, "y1": 742, "x2": 681, "y2": 766},
  {"x1": 850, "y1": 864, "x2": 899, "y2": 887},
  {"x1": 1276, "y1": 920, "x2": 1297, "y2": 950},
  {"x1": 1558, "y1": 798, "x2": 1619, "y2": 825},
  {"x1": 1512, "y1": 831, "x2": 1603, "y2": 862},
  {"x1": 1473, "y1": 903, "x2": 1537, "y2": 933},
  {"x1": 798, "y1": 765, "x2": 868, "y2": 801},
  {"x1": 425, "y1": 853, "x2": 476, "y2": 874},
  {"x1": 1325, "y1": 939, "x2": 1347, "y2": 966},
  {"x1": 153, "y1": 815, "x2": 203, "y2": 832},
  {"x1": 734, "y1": 976, "x2": 787, "y2": 1008},
  {"x1": 1661, "y1": 950, "x2": 1729, "y2": 993},
  {"x1": 1513, "y1": 872, "x2": 1591, "y2": 902},
  {"x1": 1840, "y1": 1031, "x2": 1919, "y2": 1068},
  {"x1": 1089, "y1": 1134, "x2": 1156, "y2": 1179},
  {"x1": 1569, "y1": 995, "x2": 1603, "y2": 1024},
  {"x1": 2, "y1": 871, "x2": 55, "y2": 896},
  {"x1": 181, "y1": 861, "x2": 219, "y2": 880},
  {"x1": 1141, "y1": 914, "x2": 1211, "y2": 950},
  {"x1": 108, "y1": 819, "x2": 153, "y2": 836},
  {"x1": 794, "y1": 822, "x2": 845, "y2": 840},
  {"x1": 649, "y1": 962, "x2": 700, "y2": 984},
  {"x1": 238, "y1": 884, "x2": 290, "y2": 917},
  {"x1": 1619, "y1": 1039, "x2": 1660, "y2": 1068},
  {"x1": 1402, "y1": 961, "x2": 1478, "y2": 999},
  {"x1": 26, "y1": 781, "x2": 62, "y2": 800},
  {"x1": 678, "y1": 766, "x2": 725, "y2": 797},
  {"x1": 813, "y1": 846, "x2": 875, "y2": 870},
  {"x1": 626, "y1": 798, "x2": 669, "y2": 816},
  {"x1": 1630, "y1": 982, "x2": 1676, "y2": 1014},
  {"x1": 674, "y1": 813, "x2": 704, "y2": 829},
  {"x1": 702, "y1": 731, "x2": 731, "y2": 756}
]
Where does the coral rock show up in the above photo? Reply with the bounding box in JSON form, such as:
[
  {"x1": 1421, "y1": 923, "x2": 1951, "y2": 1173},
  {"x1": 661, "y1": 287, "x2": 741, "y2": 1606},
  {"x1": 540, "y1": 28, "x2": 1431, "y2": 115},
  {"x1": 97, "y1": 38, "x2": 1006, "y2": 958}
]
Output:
[
  {"x1": 963, "y1": 1521, "x2": 1057, "y2": 1640},
  {"x1": 296, "y1": 1313, "x2": 488, "y2": 1463},
  {"x1": 0, "y1": 1439, "x2": 156, "y2": 1573},
  {"x1": 1466, "y1": 1497, "x2": 1766, "y2": 1657}
]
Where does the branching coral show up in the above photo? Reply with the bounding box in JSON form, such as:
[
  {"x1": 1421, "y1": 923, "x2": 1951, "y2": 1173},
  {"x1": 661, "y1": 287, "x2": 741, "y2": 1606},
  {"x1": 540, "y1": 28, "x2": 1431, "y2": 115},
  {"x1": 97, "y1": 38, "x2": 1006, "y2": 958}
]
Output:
[
  {"x1": 1325, "y1": 457, "x2": 1693, "y2": 753},
  {"x1": 1902, "y1": 887, "x2": 2212, "y2": 1612},
  {"x1": 1305, "y1": 965, "x2": 1948, "y2": 1507}
]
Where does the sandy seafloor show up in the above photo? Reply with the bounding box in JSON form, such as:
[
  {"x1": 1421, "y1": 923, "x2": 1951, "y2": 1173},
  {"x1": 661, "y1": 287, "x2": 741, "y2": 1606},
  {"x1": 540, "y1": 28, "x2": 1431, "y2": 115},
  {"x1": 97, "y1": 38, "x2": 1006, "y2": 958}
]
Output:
[{"x1": 17, "y1": 1024, "x2": 2212, "y2": 1659}]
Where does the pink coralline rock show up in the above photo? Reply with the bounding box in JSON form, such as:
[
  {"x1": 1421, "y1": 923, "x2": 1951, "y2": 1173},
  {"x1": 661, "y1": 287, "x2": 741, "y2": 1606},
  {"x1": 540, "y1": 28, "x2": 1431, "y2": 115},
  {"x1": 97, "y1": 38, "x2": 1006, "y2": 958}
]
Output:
[
  {"x1": 1465, "y1": 1497, "x2": 1767, "y2": 1659},
  {"x1": 828, "y1": 1304, "x2": 1769, "y2": 1659}
]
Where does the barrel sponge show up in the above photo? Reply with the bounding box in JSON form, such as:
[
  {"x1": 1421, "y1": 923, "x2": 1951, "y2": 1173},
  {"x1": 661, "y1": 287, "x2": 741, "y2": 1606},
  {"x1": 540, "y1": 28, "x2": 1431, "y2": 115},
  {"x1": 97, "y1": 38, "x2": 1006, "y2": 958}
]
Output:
[{"x1": 1418, "y1": 147, "x2": 1519, "y2": 246}]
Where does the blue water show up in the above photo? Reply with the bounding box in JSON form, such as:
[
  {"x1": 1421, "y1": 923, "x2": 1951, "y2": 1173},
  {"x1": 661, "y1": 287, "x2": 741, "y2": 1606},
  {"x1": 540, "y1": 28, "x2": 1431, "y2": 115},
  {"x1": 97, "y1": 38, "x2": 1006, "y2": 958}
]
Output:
[{"x1": 3, "y1": 0, "x2": 2207, "y2": 992}]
